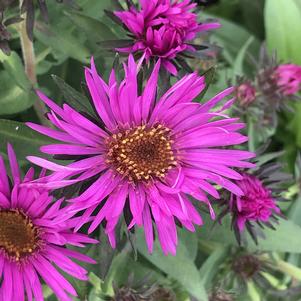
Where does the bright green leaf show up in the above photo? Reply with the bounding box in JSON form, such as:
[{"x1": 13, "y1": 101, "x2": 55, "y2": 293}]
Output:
[{"x1": 265, "y1": 0, "x2": 301, "y2": 64}]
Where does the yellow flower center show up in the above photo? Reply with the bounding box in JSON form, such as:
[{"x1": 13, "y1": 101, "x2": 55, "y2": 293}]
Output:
[{"x1": 106, "y1": 124, "x2": 177, "y2": 182}]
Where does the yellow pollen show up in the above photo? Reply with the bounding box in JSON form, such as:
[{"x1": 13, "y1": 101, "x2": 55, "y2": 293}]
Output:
[
  {"x1": 0, "y1": 210, "x2": 40, "y2": 261},
  {"x1": 106, "y1": 124, "x2": 177, "y2": 182}
]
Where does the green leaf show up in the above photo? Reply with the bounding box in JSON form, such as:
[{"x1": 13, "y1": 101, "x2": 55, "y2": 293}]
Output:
[
  {"x1": 199, "y1": 247, "x2": 229, "y2": 289},
  {"x1": 35, "y1": 22, "x2": 90, "y2": 63},
  {"x1": 136, "y1": 229, "x2": 208, "y2": 301},
  {"x1": 240, "y1": 0, "x2": 265, "y2": 39},
  {"x1": 203, "y1": 13, "x2": 260, "y2": 67},
  {"x1": 233, "y1": 36, "x2": 255, "y2": 78},
  {"x1": 97, "y1": 228, "x2": 117, "y2": 281},
  {"x1": 65, "y1": 11, "x2": 118, "y2": 41},
  {"x1": 51, "y1": 75, "x2": 96, "y2": 116},
  {"x1": 265, "y1": 0, "x2": 301, "y2": 64},
  {"x1": 0, "y1": 51, "x2": 32, "y2": 91},
  {"x1": 250, "y1": 220, "x2": 301, "y2": 253},
  {"x1": 199, "y1": 215, "x2": 301, "y2": 253},
  {"x1": 0, "y1": 71, "x2": 36, "y2": 115},
  {"x1": 0, "y1": 119, "x2": 54, "y2": 163},
  {"x1": 198, "y1": 67, "x2": 216, "y2": 101}
]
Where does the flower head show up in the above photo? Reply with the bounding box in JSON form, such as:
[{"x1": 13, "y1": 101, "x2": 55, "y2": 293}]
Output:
[
  {"x1": 230, "y1": 173, "x2": 280, "y2": 233},
  {"x1": 232, "y1": 254, "x2": 262, "y2": 280},
  {"x1": 235, "y1": 81, "x2": 257, "y2": 107},
  {"x1": 219, "y1": 151, "x2": 290, "y2": 244},
  {"x1": 0, "y1": 144, "x2": 96, "y2": 301},
  {"x1": 274, "y1": 64, "x2": 301, "y2": 96},
  {"x1": 256, "y1": 49, "x2": 301, "y2": 103},
  {"x1": 113, "y1": 0, "x2": 220, "y2": 75},
  {"x1": 27, "y1": 56, "x2": 254, "y2": 255}
]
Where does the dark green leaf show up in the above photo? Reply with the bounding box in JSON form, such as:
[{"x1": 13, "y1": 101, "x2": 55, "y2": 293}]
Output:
[
  {"x1": 0, "y1": 119, "x2": 54, "y2": 163},
  {"x1": 51, "y1": 74, "x2": 96, "y2": 116}
]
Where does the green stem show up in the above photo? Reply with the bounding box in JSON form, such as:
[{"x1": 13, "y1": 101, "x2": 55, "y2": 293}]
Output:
[{"x1": 18, "y1": 3, "x2": 48, "y2": 125}]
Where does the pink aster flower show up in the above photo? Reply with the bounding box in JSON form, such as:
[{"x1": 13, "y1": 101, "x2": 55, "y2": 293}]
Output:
[
  {"x1": 0, "y1": 144, "x2": 96, "y2": 301},
  {"x1": 274, "y1": 64, "x2": 301, "y2": 96},
  {"x1": 27, "y1": 55, "x2": 254, "y2": 255},
  {"x1": 114, "y1": 0, "x2": 220, "y2": 75},
  {"x1": 230, "y1": 173, "x2": 280, "y2": 233},
  {"x1": 235, "y1": 82, "x2": 256, "y2": 107}
]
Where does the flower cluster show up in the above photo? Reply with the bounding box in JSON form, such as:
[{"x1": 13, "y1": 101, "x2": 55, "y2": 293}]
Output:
[
  {"x1": 2, "y1": 1, "x2": 293, "y2": 299},
  {"x1": 112, "y1": 0, "x2": 220, "y2": 75},
  {"x1": 233, "y1": 49, "x2": 301, "y2": 146}
]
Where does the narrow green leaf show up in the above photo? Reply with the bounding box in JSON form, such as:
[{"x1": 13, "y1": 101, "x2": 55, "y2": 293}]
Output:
[
  {"x1": 233, "y1": 37, "x2": 254, "y2": 78},
  {"x1": 51, "y1": 75, "x2": 96, "y2": 116},
  {"x1": 199, "y1": 247, "x2": 229, "y2": 288},
  {"x1": 198, "y1": 67, "x2": 216, "y2": 101}
]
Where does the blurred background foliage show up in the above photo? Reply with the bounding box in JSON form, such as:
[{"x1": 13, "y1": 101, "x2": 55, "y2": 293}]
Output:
[{"x1": 1, "y1": 0, "x2": 301, "y2": 301}]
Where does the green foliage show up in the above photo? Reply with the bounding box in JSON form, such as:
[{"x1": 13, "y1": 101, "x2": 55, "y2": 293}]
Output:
[{"x1": 0, "y1": 119, "x2": 54, "y2": 163}]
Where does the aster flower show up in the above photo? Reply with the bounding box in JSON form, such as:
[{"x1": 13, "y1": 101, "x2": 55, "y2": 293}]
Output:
[
  {"x1": 27, "y1": 55, "x2": 254, "y2": 255},
  {"x1": 111, "y1": 0, "x2": 220, "y2": 75},
  {"x1": 235, "y1": 80, "x2": 257, "y2": 107},
  {"x1": 0, "y1": 144, "x2": 96, "y2": 301},
  {"x1": 274, "y1": 64, "x2": 301, "y2": 96},
  {"x1": 219, "y1": 150, "x2": 290, "y2": 244}
]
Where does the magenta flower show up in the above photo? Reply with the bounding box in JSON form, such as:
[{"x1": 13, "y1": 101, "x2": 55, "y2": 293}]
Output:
[
  {"x1": 235, "y1": 82, "x2": 256, "y2": 107},
  {"x1": 114, "y1": 0, "x2": 220, "y2": 75},
  {"x1": 230, "y1": 173, "x2": 280, "y2": 233},
  {"x1": 274, "y1": 64, "x2": 301, "y2": 96},
  {"x1": 0, "y1": 144, "x2": 96, "y2": 301},
  {"x1": 27, "y1": 56, "x2": 254, "y2": 255}
]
